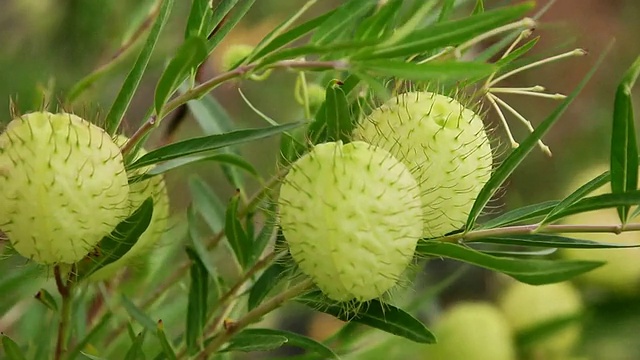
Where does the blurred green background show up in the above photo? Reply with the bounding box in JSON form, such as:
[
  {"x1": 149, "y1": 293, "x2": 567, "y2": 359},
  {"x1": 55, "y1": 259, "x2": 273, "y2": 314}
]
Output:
[{"x1": 1, "y1": 0, "x2": 640, "y2": 359}]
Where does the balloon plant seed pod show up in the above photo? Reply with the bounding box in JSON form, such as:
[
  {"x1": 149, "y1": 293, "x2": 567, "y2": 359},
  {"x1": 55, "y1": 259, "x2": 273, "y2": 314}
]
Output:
[
  {"x1": 277, "y1": 141, "x2": 423, "y2": 302},
  {"x1": 354, "y1": 91, "x2": 493, "y2": 238},
  {"x1": 0, "y1": 112, "x2": 130, "y2": 265}
]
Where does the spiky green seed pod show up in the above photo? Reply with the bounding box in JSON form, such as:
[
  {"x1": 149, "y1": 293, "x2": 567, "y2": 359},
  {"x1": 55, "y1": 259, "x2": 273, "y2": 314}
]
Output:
[
  {"x1": 278, "y1": 141, "x2": 422, "y2": 302},
  {"x1": 499, "y1": 282, "x2": 583, "y2": 358},
  {"x1": 354, "y1": 91, "x2": 493, "y2": 238},
  {"x1": 425, "y1": 302, "x2": 516, "y2": 360},
  {"x1": 0, "y1": 112, "x2": 129, "y2": 264},
  {"x1": 88, "y1": 135, "x2": 170, "y2": 280}
]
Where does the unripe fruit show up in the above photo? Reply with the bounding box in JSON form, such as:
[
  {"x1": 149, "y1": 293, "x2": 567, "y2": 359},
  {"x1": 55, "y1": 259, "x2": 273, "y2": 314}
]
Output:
[
  {"x1": 561, "y1": 164, "x2": 640, "y2": 294},
  {"x1": 220, "y1": 44, "x2": 254, "y2": 72},
  {"x1": 425, "y1": 302, "x2": 516, "y2": 360},
  {"x1": 0, "y1": 112, "x2": 129, "y2": 264},
  {"x1": 88, "y1": 136, "x2": 170, "y2": 280},
  {"x1": 499, "y1": 282, "x2": 583, "y2": 358},
  {"x1": 354, "y1": 91, "x2": 493, "y2": 238},
  {"x1": 278, "y1": 141, "x2": 422, "y2": 302}
]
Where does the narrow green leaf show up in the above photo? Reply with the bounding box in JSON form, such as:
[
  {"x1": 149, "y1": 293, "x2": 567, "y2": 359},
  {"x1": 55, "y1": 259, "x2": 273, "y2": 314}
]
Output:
[
  {"x1": 185, "y1": 247, "x2": 209, "y2": 355},
  {"x1": 477, "y1": 247, "x2": 557, "y2": 258},
  {"x1": 610, "y1": 55, "x2": 640, "y2": 222},
  {"x1": 473, "y1": 0, "x2": 485, "y2": 14},
  {"x1": 67, "y1": 313, "x2": 113, "y2": 360},
  {"x1": 207, "y1": 0, "x2": 256, "y2": 53},
  {"x1": 155, "y1": 37, "x2": 208, "y2": 117},
  {"x1": 121, "y1": 295, "x2": 158, "y2": 332},
  {"x1": 187, "y1": 206, "x2": 219, "y2": 279},
  {"x1": 311, "y1": 0, "x2": 376, "y2": 46},
  {"x1": 324, "y1": 80, "x2": 352, "y2": 142},
  {"x1": 250, "y1": 9, "x2": 337, "y2": 62},
  {"x1": 417, "y1": 241, "x2": 603, "y2": 285},
  {"x1": 495, "y1": 37, "x2": 539, "y2": 68},
  {"x1": 188, "y1": 176, "x2": 225, "y2": 233},
  {"x1": 516, "y1": 313, "x2": 583, "y2": 350},
  {"x1": 207, "y1": 0, "x2": 240, "y2": 39},
  {"x1": 127, "y1": 122, "x2": 303, "y2": 170},
  {"x1": 183, "y1": 87, "x2": 246, "y2": 189},
  {"x1": 251, "y1": 200, "x2": 277, "y2": 263},
  {"x1": 465, "y1": 44, "x2": 611, "y2": 230},
  {"x1": 124, "y1": 330, "x2": 147, "y2": 360},
  {"x1": 247, "y1": 262, "x2": 286, "y2": 311},
  {"x1": 225, "y1": 192, "x2": 250, "y2": 268},
  {"x1": 104, "y1": 0, "x2": 174, "y2": 135},
  {"x1": 232, "y1": 329, "x2": 338, "y2": 358},
  {"x1": 358, "y1": 60, "x2": 496, "y2": 81},
  {"x1": 156, "y1": 320, "x2": 177, "y2": 360},
  {"x1": 437, "y1": 0, "x2": 455, "y2": 22},
  {"x1": 479, "y1": 200, "x2": 561, "y2": 229},
  {"x1": 472, "y1": 234, "x2": 640, "y2": 249},
  {"x1": 244, "y1": 0, "x2": 317, "y2": 64},
  {"x1": 34, "y1": 289, "x2": 58, "y2": 312},
  {"x1": 185, "y1": 0, "x2": 212, "y2": 39},
  {"x1": 76, "y1": 198, "x2": 154, "y2": 280},
  {"x1": 297, "y1": 292, "x2": 436, "y2": 344},
  {"x1": 546, "y1": 191, "x2": 640, "y2": 223},
  {"x1": 356, "y1": 2, "x2": 534, "y2": 59},
  {"x1": 220, "y1": 333, "x2": 288, "y2": 353},
  {"x1": 1, "y1": 334, "x2": 26, "y2": 360},
  {"x1": 141, "y1": 152, "x2": 258, "y2": 179},
  {"x1": 354, "y1": 0, "x2": 402, "y2": 41},
  {"x1": 542, "y1": 171, "x2": 610, "y2": 224}
]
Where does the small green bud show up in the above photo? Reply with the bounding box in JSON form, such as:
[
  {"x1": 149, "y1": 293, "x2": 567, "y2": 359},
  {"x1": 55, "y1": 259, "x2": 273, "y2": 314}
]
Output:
[
  {"x1": 278, "y1": 141, "x2": 422, "y2": 302},
  {"x1": 0, "y1": 112, "x2": 130, "y2": 264}
]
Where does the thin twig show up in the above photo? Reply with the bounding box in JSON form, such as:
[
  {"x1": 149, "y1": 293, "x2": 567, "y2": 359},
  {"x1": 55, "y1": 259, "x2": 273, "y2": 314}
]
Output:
[
  {"x1": 54, "y1": 265, "x2": 73, "y2": 360},
  {"x1": 195, "y1": 279, "x2": 314, "y2": 359},
  {"x1": 121, "y1": 59, "x2": 348, "y2": 156}
]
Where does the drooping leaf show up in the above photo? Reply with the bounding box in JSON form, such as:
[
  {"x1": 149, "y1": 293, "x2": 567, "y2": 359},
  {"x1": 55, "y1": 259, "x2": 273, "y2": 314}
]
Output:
[
  {"x1": 220, "y1": 333, "x2": 288, "y2": 353},
  {"x1": 76, "y1": 198, "x2": 154, "y2": 280},
  {"x1": 297, "y1": 292, "x2": 436, "y2": 344},
  {"x1": 185, "y1": 247, "x2": 209, "y2": 355},
  {"x1": 127, "y1": 122, "x2": 303, "y2": 170},
  {"x1": 465, "y1": 43, "x2": 611, "y2": 230},
  {"x1": 185, "y1": 0, "x2": 213, "y2": 39},
  {"x1": 354, "y1": 0, "x2": 403, "y2": 41},
  {"x1": 187, "y1": 205, "x2": 219, "y2": 280},
  {"x1": 206, "y1": 0, "x2": 256, "y2": 53},
  {"x1": 139, "y1": 152, "x2": 258, "y2": 180},
  {"x1": 34, "y1": 289, "x2": 58, "y2": 312},
  {"x1": 104, "y1": 0, "x2": 174, "y2": 135},
  {"x1": 417, "y1": 241, "x2": 603, "y2": 285},
  {"x1": 610, "y1": 55, "x2": 640, "y2": 222},
  {"x1": 225, "y1": 329, "x2": 339, "y2": 358},
  {"x1": 154, "y1": 36, "x2": 208, "y2": 117}
]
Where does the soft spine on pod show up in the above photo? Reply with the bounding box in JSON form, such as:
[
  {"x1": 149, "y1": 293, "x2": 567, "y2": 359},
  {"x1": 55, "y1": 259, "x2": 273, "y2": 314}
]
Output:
[
  {"x1": 354, "y1": 91, "x2": 493, "y2": 238},
  {"x1": 88, "y1": 135, "x2": 170, "y2": 280},
  {"x1": 277, "y1": 141, "x2": 423, "y2": 302},
  {"x1": 0, "y1": 112, "x2": 130, "y2": 264}
]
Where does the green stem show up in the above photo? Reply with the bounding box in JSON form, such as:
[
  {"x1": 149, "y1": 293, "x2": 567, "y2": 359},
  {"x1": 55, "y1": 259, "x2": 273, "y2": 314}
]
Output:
[
  {"x1": 437, "y1": 222, "x2": 640, "y2": 243},
  {"x1": 54, "y1": 265, "x2": 73, "y2": 360},
  {"x1": 195, "y1": 279, "x2": 314, "y2": 359}
]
